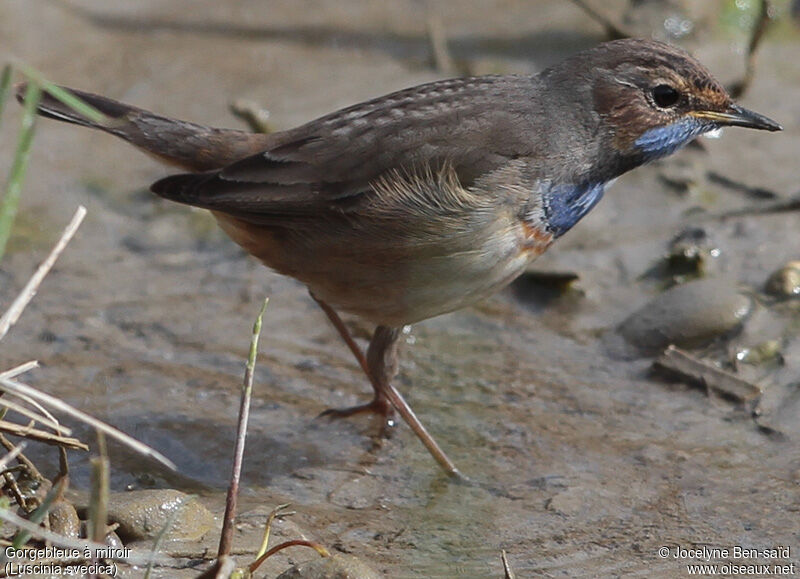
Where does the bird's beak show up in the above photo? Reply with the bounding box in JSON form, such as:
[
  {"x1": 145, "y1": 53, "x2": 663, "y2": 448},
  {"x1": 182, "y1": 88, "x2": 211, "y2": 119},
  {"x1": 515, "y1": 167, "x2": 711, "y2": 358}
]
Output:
[{"x1": 690, "y1": 104, "x2": 782, "y2": 132}]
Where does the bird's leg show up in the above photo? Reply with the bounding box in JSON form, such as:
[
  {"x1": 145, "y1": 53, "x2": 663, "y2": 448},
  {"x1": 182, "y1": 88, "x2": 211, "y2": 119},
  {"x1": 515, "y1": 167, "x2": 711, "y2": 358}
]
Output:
[
  {"x1": 311, "y1": 295, "x2": 461, "y2": 477},
  {"x1": 366, "y1": 326, "x2": 462, "y2": 478},
  {"x1": 312, "y1": 296, "x2": 394, "y2": 420}
]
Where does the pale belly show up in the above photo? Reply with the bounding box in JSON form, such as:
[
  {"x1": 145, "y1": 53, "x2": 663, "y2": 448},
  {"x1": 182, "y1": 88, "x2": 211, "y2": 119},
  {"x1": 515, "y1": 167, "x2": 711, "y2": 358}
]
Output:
[{"x1": 215, "y1": 210, "x2": 553, "y2": 327}]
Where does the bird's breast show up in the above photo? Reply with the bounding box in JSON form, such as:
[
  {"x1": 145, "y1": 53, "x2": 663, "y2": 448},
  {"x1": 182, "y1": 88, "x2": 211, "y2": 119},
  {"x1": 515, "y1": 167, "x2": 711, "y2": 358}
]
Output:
[{"x1": 211, "y1": 161, "x2": 564, "y2": 326}]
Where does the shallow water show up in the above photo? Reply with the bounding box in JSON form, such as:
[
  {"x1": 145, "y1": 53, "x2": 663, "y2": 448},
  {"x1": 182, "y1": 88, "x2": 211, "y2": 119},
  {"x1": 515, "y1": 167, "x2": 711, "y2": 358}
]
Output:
[{"x1": 1, "y1": 0, "x2": 799, "y2": 576}]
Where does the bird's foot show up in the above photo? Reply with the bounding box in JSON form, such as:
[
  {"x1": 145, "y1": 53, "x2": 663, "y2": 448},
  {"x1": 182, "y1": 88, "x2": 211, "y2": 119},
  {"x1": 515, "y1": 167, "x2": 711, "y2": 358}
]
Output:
[
  {"x1": 318, "y1": 396, "x2": 396, "y2": 424},
  {"x1": 317, "y1": 397, "x2": 397, "y2": 442}
]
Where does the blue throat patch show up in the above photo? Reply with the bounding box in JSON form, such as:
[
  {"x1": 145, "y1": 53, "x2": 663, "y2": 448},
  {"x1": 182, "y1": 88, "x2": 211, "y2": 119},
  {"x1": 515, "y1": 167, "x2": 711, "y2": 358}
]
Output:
[
  {"x1": 542, "y1": 182, "x2": 606, "y2": 238},
  {"x1": 541, "y1": 118, "x2": 711, "y2": 239},
  {"x1": 634, "y1": 117, "x2": 709, "y2": 161}
]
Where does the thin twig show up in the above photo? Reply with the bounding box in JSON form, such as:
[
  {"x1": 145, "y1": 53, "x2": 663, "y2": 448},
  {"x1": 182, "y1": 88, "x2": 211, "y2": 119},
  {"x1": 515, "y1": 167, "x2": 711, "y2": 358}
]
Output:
[
  {"x1": 567, "y1": 0, "x2": 628, "y2": 39},
  {"x1": 0, "y1": 397, "x2": 69, "y2": 435},
  {"x1": 0, "y1": 376, "x2": 175, "y2": 469},
  {"x1": 2, "y1": 471, "x2": 27, "y2": 511},
  {"x1": 0, "y1": 432, "x2": 42, "y2": 480},
  {"x1": 501, "y1": 549, "x2": 517, "y2": 579},
  {"x1": 12, "y1": 477, "x2": 65, "y2": 548},
  {"x1": 87, "y1": 432, "x2": 109, "y2": 546},
  {"x1": 707, "y1": 194, "x2": 800, "y2": 219},
  {"x1": 652, "y1": 345, "x2": 762, "y2": 403},
  {"x1": 0, "y1": 442, "x2": 27, "y2": 472},
  {"x1": 706, "y1": 171, "x2": 778, "y2": 200},
  {"x1": 0, "y1": 420, "x2": 87, "y2": 451},
  {"x1": 426, "y1": 15, "x2": 457, "y2": 75},
  {"x1": 56, "y1": 445, "x2": 69, "y2": 484},
  {"x1": 1, "y1": 366, "x2": 65, "y2": 434},
  {"x1": 0, "y1": 206, "x2": 86, "y2": 341},
  {"x1": 218, "y1": 298, "x2": 268, "y2": 558},
  {"x1": 4, "y1": 389, "x2": 62, "y2": 432},
  {"x1": 0, "y1": 361, "x2": 39, "y2": 380},
  {"x1": 729, "y1": 0, "x2": 774, "y2": 98},
  {"x1": 229, "y1": 100, "x2": 272, "y2": 134},
  {"x1": 382, "y1": 380, "x2": 462, "y2": 478}
]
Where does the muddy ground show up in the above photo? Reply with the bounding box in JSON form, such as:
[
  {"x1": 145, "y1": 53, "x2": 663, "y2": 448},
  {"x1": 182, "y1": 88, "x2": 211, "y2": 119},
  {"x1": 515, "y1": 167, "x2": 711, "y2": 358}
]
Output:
[{"x1": 1, "y1": 0, "x2": 799, "y2": 577}]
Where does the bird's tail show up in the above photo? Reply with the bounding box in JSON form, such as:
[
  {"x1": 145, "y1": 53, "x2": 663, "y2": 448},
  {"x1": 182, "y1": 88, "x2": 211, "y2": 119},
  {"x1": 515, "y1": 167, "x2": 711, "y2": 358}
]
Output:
[{"x1": 15, "y1": 83, "x2": 271, "y2": 172}]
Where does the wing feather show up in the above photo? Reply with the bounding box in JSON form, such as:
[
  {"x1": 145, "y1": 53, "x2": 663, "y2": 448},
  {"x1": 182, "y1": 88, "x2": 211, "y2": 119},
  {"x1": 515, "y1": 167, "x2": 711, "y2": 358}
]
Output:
[{"x1": 151, "y1": 75, "x2": 544, "y2": 222}]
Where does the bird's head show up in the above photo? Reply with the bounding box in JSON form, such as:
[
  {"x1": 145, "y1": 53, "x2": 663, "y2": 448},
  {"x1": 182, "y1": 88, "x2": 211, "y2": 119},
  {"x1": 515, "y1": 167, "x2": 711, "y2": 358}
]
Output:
[{"x1": 570, "y1": 39, "x2": 781, "y2": 172}]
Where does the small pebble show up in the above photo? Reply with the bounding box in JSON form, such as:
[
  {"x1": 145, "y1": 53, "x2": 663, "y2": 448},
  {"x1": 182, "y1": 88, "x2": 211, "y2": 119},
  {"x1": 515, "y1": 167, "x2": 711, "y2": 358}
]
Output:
[
  {"x1": 664, "y1": 227, "x2": 718, "y2": 279},
  {"x1": 764, "y1": 261, "x2": 800, "y2": 298},
  {"x1": 48, "y1": 501, "x2": 81, "y2": 539},
  {"x1": 105, "y1": 489, "x2": 214, "y2": 542},
  {"x1": 618, "y1": 279, "x2": 752, "y2": 352},
  {"x1": 735, "y1": 339, "x2": 783, "y2": 366}
]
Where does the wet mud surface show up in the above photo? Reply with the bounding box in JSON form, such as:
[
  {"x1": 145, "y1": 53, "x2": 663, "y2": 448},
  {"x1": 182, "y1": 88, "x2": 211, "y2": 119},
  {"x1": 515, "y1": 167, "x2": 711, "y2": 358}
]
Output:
[{"x1": 1, "y1": 0, "x2": 799, "y2": 576}]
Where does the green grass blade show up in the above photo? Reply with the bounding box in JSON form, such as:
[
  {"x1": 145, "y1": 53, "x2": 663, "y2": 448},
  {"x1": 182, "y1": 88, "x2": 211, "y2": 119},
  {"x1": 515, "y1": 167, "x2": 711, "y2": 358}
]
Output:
[
  {"x1": 0, "y1": 81, "x2": 41, "y2": 263},
  {"x1": 0, "y1": 64, "x2": 13, "y2": 131}
]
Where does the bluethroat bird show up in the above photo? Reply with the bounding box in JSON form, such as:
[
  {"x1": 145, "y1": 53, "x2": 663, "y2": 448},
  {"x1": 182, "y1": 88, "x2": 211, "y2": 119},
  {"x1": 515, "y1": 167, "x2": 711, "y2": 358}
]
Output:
[{"x1": 19, "y1": 39, "x2": 780, "y2": 477}]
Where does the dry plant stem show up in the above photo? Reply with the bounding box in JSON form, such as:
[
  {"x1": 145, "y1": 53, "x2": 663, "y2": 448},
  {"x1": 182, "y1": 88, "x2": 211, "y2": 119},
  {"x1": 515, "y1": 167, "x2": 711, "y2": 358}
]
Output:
[
  {"x1": 386, "y1": 380, "x2": 461, "y2": 478},
  {"x1": 653, "y1": 345, "x2": 762, "y2": 402},
  {"x1": 213, "y1": 555, "x2": 236, "y2": 579},
  {"x1": 0, "y1": 365, "x2": 59, "y2": 433},
  {"x1": 706, "y1": 171, "x2": 777, "y2": 200},
  {"x1": 57, "y1": 446, "x2": 69, "y2": 482},
  {"x1": 0, "y1": 397, "x2": 68, "y2": 434},
  {"x1": 0, "y1": 441, "x2": 26, "y2": 472},
  {"x1": 5, "y1": 387, "x2": 64, "y2": 433},
  {"x1": 502, "y1": 549, "x2": 517, "y2": 579},
  {"x1": 249, "y1": 540, "x2": 330, "y2": 574},
  {"x1": 0, "y1": 433, "x2": 41, "y2": 480},
  {"x1": 0, "y1": 376, "x2": 174, "y2": 469},
  {"x1": 0, "y1": 360, "x2": 39, "y2": 380},
  {"x1": 373, "y1": 328, "x2": 461, "y2": 477},
  {"x1": 12, "y1": 477, "x2": 66, "y2": 548},
  {"x1": 730, "y1": 0, "x2": 773, "y2": 98},
  {"x1": 567, "y1": 0, "x2": 628, "y2": 39},
  {"x1": 710, "y1": 195, "x2": 800, "y2": 218},
  {"x1": 217, "y1": 298, "x2": 269, "y2": 559},
  {"x1": 2, "y1": 472, "x2": 27, "y2": 510},
  {"x1": 0, "y1": 206, "x2": 86, "y2": 341},
  {"x1": 228, "y1": 99, "x2": 272, "y2": 134},
  {"x1": 0, "y1": 420, "x2": 87, "y2": 451},
  {"x1": 88, "y1": 433, "x2": 109, "y2": 547},
  {"x1": 426, "y1": 15, "x2": 457, "y2": 75}
]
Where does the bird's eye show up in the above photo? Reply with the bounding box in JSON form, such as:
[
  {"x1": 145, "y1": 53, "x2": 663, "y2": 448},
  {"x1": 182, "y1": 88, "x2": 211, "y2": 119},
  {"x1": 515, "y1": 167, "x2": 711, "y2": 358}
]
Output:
[{"x1": 652, "y1": 84, "x2": 680, "y2": 108}]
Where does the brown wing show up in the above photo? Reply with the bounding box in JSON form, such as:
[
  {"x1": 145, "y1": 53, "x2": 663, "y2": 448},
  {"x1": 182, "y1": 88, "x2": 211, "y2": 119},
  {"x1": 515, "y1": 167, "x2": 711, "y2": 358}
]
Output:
[{"x1": 151, "y1": 75, "x2": 545, "y2": 223}]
